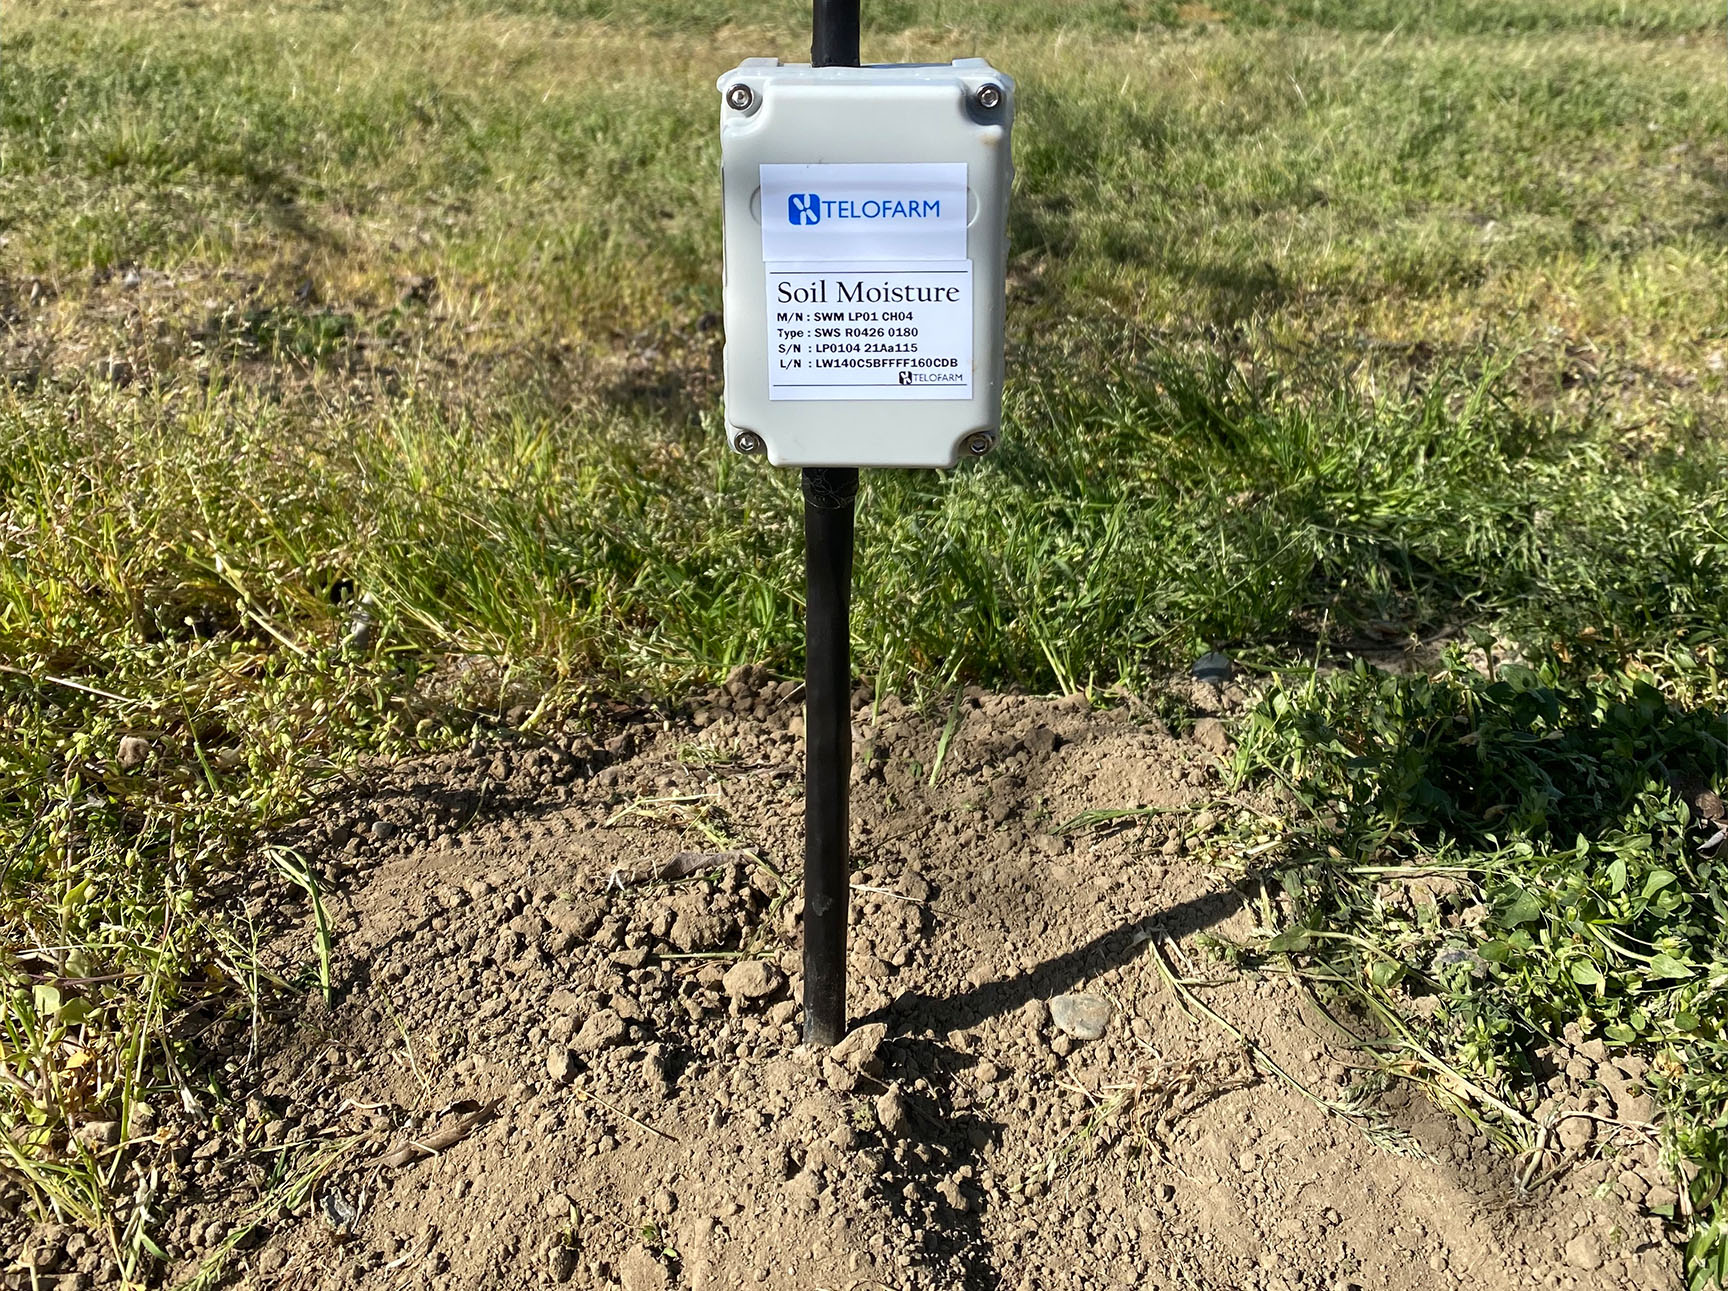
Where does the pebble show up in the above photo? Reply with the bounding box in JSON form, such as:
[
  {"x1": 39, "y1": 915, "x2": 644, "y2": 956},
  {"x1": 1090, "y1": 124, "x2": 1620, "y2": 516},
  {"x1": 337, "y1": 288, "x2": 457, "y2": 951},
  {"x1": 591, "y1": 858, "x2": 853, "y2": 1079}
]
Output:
[
  {"x1": 73, "y1": 1120, "x2": 120, "y2": 1150},
  {"x1": 1192, "y1": 652, "x2": 1232, "y2": 683},
  {"x1": 21, "y1": 1227, "x2": 67, "y2": 1273},
  {"x1": 546, "y1": 1048, "x2": 578, "y2": 1084},
  {"x1": 1617, "y1": 1093, "x2": 1655, "y2": 1122},
  {"x1": 1021, "y1": 724, "x2": 1060, "y2": 756},
  {"x1": 786, "y1": 1167, "x2": 822, "y2": 1208},
  {"x1": 1617, "y1": 1170, "x2": 1650, "y2": 1204},
  {"x1": 820, "y1": 1059, "x2": 860, "y2": 1094},
  {"x1": 1048, "y1": 992, "x2": 1112, "y2": 1041},
  {"x1": 875, "y1": 1088, "x2": 912, "y2": 1139},
  {"x1": 723, "y1": 959, "x2": 784, "y2": 1002},
  {"x1": 548, "y1": 1245, "x2": 578, "y2": 1283}
]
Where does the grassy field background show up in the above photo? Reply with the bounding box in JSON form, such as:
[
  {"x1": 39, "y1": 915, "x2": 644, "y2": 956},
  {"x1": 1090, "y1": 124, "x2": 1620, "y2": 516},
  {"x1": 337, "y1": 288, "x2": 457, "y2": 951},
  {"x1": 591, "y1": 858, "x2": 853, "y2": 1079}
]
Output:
[{"x1": 3, "y1": 0, "x2": 1727, "y2": 1283}]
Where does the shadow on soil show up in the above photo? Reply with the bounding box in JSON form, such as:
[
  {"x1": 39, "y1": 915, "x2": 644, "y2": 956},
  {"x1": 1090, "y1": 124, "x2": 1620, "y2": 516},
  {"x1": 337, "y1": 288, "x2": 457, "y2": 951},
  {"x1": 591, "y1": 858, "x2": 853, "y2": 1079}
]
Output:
[{"x1": 854, "y1": 885, "x2": 1246, "y2": 1288}]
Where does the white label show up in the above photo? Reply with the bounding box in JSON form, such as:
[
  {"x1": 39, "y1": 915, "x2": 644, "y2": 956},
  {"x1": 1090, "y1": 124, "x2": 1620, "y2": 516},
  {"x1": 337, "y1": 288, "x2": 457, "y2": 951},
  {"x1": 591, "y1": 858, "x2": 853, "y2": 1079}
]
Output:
[
  {"x1": 766, "y1": 263, "x2": 972, "y2": 401},
  {"x1": 761, "y1": 163, "x2": 967, "y2": 263}
]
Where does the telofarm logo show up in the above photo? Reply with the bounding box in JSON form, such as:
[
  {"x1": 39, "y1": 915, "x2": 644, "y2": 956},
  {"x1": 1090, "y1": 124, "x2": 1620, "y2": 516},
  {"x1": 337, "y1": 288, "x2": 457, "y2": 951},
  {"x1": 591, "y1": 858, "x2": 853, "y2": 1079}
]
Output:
[{"x1": 786, "y1": 193, "x2": 945, "y2": 227}]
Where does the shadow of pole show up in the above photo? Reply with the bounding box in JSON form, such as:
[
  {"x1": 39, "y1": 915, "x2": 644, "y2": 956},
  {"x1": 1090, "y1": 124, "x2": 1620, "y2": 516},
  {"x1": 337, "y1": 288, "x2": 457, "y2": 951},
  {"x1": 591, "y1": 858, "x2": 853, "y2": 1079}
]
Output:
[
  {"x1": 858, "y1": 883, "x2": 1245, "y2": 1037},
  {"x1": 843, "y1": 881, "x2": 1252, "y2": 1287}
]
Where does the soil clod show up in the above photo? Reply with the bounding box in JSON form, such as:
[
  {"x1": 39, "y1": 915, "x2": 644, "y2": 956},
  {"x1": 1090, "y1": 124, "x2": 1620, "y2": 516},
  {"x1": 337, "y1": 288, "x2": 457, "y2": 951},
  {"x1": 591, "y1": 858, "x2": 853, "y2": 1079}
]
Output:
[{"x1": 723, "y1": 958, "x2": 784, "y2": 1003}]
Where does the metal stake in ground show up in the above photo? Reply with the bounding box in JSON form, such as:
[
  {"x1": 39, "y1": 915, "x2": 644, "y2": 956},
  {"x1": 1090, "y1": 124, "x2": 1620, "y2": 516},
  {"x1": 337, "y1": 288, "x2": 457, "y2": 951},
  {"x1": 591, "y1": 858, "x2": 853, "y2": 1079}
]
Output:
[
  {"x1": 801, "y1": 466, "x2": 858, "y2": 1047},
  {"x1": 799, "y1": 0, "x2": 865, "y2": 1050}
]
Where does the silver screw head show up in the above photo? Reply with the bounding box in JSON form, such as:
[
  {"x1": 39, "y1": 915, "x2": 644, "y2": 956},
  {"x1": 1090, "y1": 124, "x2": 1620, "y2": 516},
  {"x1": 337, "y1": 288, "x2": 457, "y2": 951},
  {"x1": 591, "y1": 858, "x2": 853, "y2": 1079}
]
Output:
[
  {"x1": 726, "y1": 83, "x2": 754, "y2": 111},
  {"x1": 975, "y1": 83, "x2": 1003, "y2": 111},
  {"x1": 733, "y1": 431, "x2": 764, "y2": 455},
  {"x1": 965, "y1": 432, "x2": 995, "y2": 456}
]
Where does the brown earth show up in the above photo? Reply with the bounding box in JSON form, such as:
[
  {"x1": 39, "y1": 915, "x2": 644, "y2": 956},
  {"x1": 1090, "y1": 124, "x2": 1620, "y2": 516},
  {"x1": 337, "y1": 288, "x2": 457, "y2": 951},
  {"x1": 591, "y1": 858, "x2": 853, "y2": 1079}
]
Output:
[{"x1": 6, "y1": 676, "x2": 1680, "y2": 1290}]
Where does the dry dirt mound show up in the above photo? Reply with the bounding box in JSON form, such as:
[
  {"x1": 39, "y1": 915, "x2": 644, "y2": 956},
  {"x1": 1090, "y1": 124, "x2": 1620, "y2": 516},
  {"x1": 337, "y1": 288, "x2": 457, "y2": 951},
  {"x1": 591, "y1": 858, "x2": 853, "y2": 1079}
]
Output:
[{"x1": 90, "y1": 680, "x2": 1677, "y2": 1290}]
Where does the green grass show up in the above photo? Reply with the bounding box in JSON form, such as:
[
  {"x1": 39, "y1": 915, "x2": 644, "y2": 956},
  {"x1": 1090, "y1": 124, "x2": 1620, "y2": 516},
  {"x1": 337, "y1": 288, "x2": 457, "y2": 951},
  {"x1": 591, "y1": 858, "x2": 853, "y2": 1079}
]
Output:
[
  {"x1": 2, "y1": 0, "x2": 1726, "y2": 1283},
  {"x1": 1235, "y1": 655, "x2": 1728, "y2": 1286}
]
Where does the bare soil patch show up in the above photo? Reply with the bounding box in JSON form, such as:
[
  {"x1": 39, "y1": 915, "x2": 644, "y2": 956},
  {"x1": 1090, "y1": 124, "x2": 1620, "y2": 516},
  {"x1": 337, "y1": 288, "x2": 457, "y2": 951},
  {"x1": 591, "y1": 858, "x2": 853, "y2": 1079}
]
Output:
[{"x1": 8, "y1": 680, "x2": 1677, "y2": 1290}]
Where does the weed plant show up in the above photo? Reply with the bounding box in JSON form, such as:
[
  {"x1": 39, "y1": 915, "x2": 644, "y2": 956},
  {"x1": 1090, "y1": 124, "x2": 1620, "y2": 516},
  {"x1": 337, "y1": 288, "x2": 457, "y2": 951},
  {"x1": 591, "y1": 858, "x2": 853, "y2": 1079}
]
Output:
[{"x1": 1237, "y1": 655, "x2": 1728, "y2": 1287}]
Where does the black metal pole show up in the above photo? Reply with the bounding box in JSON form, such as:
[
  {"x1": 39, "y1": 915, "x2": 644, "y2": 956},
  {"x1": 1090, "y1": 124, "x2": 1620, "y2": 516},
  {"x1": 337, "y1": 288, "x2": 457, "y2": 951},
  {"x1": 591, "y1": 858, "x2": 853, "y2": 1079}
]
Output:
[
  {"x1": 801, "y1": 0, "x2": 864, "y2": 1050},
  {"x1": 812, "y1": 0, "x2": 861, "y2": 67},
  {"x1": 801, "y1": 467, "x2": 857, "y2": 1047}
]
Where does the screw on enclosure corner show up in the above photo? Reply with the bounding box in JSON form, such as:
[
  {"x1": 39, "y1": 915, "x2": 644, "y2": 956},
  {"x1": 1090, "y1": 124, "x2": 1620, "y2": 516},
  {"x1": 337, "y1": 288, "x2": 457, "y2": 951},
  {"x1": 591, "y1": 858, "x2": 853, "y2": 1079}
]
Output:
[
  {"x1": 965, "y1": 433, "x2": 995, "y2": 456},
  {"x1": 974, "y1": 84, "x2": 1003, "y2": 111},
  {"x1": 733, "y1": 431, "x2": 764, "y2": 455},
  {"x1": 726, "y1": 84, "x2": 754, "y2": 111}
]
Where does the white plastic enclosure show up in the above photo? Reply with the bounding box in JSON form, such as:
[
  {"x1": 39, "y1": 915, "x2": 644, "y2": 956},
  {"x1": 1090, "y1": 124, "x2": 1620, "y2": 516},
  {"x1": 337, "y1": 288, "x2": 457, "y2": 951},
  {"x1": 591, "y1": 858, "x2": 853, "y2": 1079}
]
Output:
[{"x1": 718, "y1": 58, "x2": 1014, "y2": 469}]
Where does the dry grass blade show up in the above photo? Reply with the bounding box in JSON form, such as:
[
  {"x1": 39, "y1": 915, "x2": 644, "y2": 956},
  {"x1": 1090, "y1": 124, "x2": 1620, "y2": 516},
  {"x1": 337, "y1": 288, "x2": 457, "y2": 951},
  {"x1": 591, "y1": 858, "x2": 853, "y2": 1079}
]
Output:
[
  {"x1": 617, "y1": 849, "x2": 759, "y2": 886},
  {"x1": 170, "y1": 1132, "x2": 368, "y2": 1291},
  {"x1": 378, "y1": 1100, "x2": 501, "y2": 1169},
  {"x1": 1145, "y1": 934, "x2": 1427, "y2": 1157},
  {"x1": 1052, "y1": 804, "x2": 1191, "y2": 837},
  {"x1": 570, "y1": 1086, "x2": 678, "y2": 1144},
  {"x1": 1040, "y1": 1049, "x2": 1255, "y2": 1181}
]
